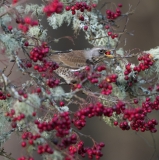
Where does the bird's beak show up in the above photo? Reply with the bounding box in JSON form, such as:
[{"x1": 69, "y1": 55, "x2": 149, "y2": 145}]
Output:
[
  {"x1": 104, "y1": 50, "x2": 114, "y2": 58},
  {"x1": 105, "y1": 50, "x2": 111, "y2": 55}
]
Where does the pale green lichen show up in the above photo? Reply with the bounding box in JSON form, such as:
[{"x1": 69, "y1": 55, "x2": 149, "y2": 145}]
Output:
[
  {"x1": 0, "y1": 7, "x2": 12, "y2": 24},
  {"x1": 25, "y1": 4, "x2": 44, "y2": 16},
  {"x1": 0, "y1": 99, "x2": 11, "y2": 111},
  {"x1": 47, "y1": 11, "x2": 72, "y2": 29},
  {"x1": 0, "y1": 113, "x2": 10, "y2": 146},
  {"x1": 27, "y1": 26, "x2": 47, "y2": 44},
  {"x1": 13, "y1": 94, "x2": 41, "y2": 119},
  {"x1": 0, "y1": 34, "x2": 20, "y2": 55},
  {"x1": 102, "y1": 112, "x2": 122, "y2": 127},
  {"x1": 0, "y1": 113, "x2": 9, "y2": 134},
  {"x1": 49, "y1": 86, "x2": 65, "y2": 101},
  {"x1": 42, "y1": 150, "x2": 63, "y2": 160},
  {"x1": 145, "y1": 46, "x2": 159, "y2": 60},
  {"x1": 112, "y1": 83, "x2": 126, "y2": 100},
  {"x1": 72, "y1": 16, "x2": 81, "y2": 36},
  {"x1": 144, "y1": 46, "x2": 159, "y2": 76}
]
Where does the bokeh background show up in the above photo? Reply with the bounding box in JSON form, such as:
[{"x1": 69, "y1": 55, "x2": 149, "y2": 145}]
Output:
[{"x1": 2, "y1": 0, "x2": 159, "y2": 160}]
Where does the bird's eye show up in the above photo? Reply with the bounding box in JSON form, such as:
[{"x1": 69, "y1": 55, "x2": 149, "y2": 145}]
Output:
[{"x1": 99, "y1": 49, "x2": 105, "y2": 55}]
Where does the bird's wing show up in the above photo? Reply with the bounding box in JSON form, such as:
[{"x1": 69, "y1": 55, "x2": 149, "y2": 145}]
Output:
[
  {"x1": 50, "y1": 54, "x2": 63, "y2": 65},
  {"x1": 58, "y1": 50, "x2": 86, "y2": 68}
]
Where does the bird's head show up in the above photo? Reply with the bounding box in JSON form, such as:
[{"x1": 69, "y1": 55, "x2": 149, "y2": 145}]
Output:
[{"x1": 84, "y1": 47, "x2": 113, "y2": 62}]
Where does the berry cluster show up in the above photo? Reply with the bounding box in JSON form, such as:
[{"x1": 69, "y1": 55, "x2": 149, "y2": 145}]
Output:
[
  {"x1": 107, "y1": 31, "x2": 118, "y2": 39},
  {"x1": 37, "y1": 144, "x2": 54, "y2": 154},
  {"x1": 20, "y1": 132, "x2": 54, "y2": 158},
  {"x1": 22, "y1": 131, "x2": 39, "y2": 141},
  {"x1": 105, "y1": 74, "x2": 118, "y2": 83},
  {"x1": 98, "y1": 80, "x2": 113, "y2": 95},
  {"x1": 65, "y1": 2, "x2": 97, "y2": 31},
  {"x1": 73, "y1": 103, "x2": 113, "y2": 130},
  {"x1": 105, "y1": 4, "x2": 123, "y2": 39},
  {"x1": 69, "y1": 141, "x2": 105, "y2": 160},
  {"x1": 33, "y1": 59, "x2": 60, "y2": 88},
  {"x1": 17, "y1": 89, "x2": 28, "y2": 99},
  {"x1": 73, "y1": 98, "x2": 158, "y2": 133},
  {"x1": 21, "y1": 131, "x2": 54, "y2": 157},
  {"x1": 87, "y1": 72, "x2": 101, "y2": 84},
  {"x1": 96, "y1": 65, "x2": 106, "y2": 72},
  {"x1": 46, "y1": 77, "x2": 60, "y2": 88},
  {"x1": 33, "y1": 60, "x2": 59, "y2": 73},
  {"x1": 134, "y1": 53, "x2": 154, "y2": 72},
  {"x1": 35, "y1": 112, "x2": 71, "y2": 137},
  {"x1": 71, "y1": 66, "x2": 104, "y2": 87},
  {"x1": 113, "y1": 98, "x2": 158, "y2": 132},
  {"x1": 30, "y1": 43, "x2": 49, "y2": 62},
  {"x1": 43, "y1": 0, "x2": 64, "y2": 17},
  {"x1": 123, "y1": 63, "x2": 137, "y2": 82},
  {"x1": 16, "y1": 16, "x2": 38, "y2": 33},
  {"x1": 73, "y1": 64, "x2": 117, "y2": 94},
  {"x1": 58, "y1": 133, "x2": 78, "y2": 149},
  {"x1": 29, "y1": 41, "x2": 60, "y2": 89},
  {"x1": 123, "y1": 54, "x2": 154, "y2": 87},
  {"x1": 106, "y1": 4, "x2": 122, "y2": 20},
  {"x1": 0, "y1": 91, "x2": 7, "y2": 100},
  {"x1": 5, "y1": 109, "x2": 25, "y2": 128},
  {"x1": 124, "y1": 63, "x2": 132, "y2": 76},
  {"x1": 73, "y1": 65, "x2": 106, "y2": 85},
  {"x1": 65, "y1": 2, "x2": 96, "y2": 15}
]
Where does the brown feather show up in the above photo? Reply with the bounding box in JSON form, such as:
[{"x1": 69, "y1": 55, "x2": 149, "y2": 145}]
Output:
[
  {"x1": 49, "y1": 54, "x2": 63, "y2": 65},
  {"x1": 50, "y1": 50, "x2": 87, "y2": 69}
]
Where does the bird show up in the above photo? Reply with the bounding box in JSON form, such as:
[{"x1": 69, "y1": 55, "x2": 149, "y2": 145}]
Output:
[{"x1": 49, "y1": 47, "x2": 113, "y2": 84}]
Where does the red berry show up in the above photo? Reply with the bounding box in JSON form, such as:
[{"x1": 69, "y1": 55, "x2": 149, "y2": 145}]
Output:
[
  {"x1": 60, "y1": 101, "x2": 65, "y2": 106},
  {"x1": 32, "y1": 112, "x2": 36, "y2": 116},
  {"x1": 106, "y1": 10, "x2": 111, "y2": 15},
  {"x1": 65, "y1": 6, "x2": 70, "y2": 11},
  {"x1": 105, "y1": 25, "x2": 109, "y2": 29},
  {"x1": 118, "y1": 4, "x2": 122, "y2": 7},
  {"x1": 24, "y1": 41, "x2": 29, "y2": 46},
  {"x1": 29, "y1": 139, "x2": 34, "y2": 145},
  {"x1": 84, "y1": 25, "x2": 88, "y2": 31},
  {"x1": 108, "y1": 31, "x2": 112, "y2": 36},
  {"x1": 114, "y1": 121, "x2": 118, "y2": 126},
  {"x1": 21, "y1": 141, "x2": 27, "y2": 147},
  {"x1": 79, "y1": 15, "x2": 84, "y2": 21},
  {"x1": 8, "y1": 25, "x2": 13, "y2": 31},
  {"x1": 92, "y1": 4, "x2": 97, "y2": 8},
  {"x1": 36, "y1": 87, "x2": 41, "y2": 93},
  {"x1": 11, "y1": 122, "x2": 17, "y2": 128}
]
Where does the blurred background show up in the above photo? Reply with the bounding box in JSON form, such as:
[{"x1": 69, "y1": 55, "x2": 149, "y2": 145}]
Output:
[{"x1": 2, "y1": 0, "x2": 159, "y2": 160}]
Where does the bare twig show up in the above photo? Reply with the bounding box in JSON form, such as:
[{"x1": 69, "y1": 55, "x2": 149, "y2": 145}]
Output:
[
  {"x1": 151, "y1": 133, "x2": 159, "y2": 160},
  {"x1": 0, "y1": 0, "x2": 27, "y2": 18}
]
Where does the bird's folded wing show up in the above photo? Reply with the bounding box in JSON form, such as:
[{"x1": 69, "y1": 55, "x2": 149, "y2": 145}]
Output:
[{"x1": 58, "y1": 50, "x2": 86, "y2": 68}]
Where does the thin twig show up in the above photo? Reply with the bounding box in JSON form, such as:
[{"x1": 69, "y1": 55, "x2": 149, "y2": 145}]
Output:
[
  {"x1": 151, "y1": 133, "x2": 159, "y2": 160},
  {"x1": 135, "y1": 132, "x2": 153, "y2": 148},
  {"x1": 0, "y1": 0, "x2": 27, "y2": 18},
  {"x1": 149, "y1": 150, "x2": 156, "y2": 160}
]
